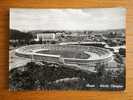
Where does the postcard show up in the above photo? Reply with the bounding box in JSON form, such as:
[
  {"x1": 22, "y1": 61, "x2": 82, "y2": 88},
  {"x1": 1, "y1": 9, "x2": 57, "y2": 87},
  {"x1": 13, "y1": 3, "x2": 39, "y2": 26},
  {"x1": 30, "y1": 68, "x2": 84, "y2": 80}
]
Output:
[{"x1": 9, "y1": 8, "x2": 126, "y2": 90}]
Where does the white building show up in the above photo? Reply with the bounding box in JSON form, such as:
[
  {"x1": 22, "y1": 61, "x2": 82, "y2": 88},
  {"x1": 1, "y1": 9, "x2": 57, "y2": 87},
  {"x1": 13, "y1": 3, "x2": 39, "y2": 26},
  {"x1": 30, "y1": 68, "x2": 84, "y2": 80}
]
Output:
[{"x1": 34, "y1": 32, "x2": 56, "y2": 41}]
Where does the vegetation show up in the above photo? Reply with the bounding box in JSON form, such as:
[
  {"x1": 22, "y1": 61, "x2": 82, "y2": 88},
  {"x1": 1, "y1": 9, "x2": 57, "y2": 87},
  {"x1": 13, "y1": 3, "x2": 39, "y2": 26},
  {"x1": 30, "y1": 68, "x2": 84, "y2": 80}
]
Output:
[
  {"x1": 10, "y1": 29, "x2": 34, "y2": 47},
  {"x1": 9, "y1": 62, "x2": 125, "y2": 90}
]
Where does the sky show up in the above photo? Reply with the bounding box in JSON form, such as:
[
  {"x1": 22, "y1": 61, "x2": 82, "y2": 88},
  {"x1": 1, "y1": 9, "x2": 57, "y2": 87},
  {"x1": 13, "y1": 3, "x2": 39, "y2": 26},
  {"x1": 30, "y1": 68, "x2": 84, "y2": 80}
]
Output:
[{"x1": 10, "y1": 8, "x2": 126, "y2": 31}]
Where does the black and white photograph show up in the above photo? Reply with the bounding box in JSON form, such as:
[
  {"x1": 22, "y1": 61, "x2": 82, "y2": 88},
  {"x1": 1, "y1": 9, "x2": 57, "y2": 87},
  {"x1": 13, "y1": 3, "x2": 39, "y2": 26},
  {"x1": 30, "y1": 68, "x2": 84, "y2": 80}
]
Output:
[{"x1": 9, "y1": 8, "x2": 126, "y2": 91}]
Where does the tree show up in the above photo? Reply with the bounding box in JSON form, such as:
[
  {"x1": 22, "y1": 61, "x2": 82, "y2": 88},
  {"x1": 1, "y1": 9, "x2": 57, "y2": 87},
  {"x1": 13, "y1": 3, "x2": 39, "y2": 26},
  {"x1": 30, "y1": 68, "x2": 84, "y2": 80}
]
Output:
[
  {"x1": 10, "y1": 29, "x2": 34, "y2": 46},
  {"x1": 119, "y1": 48, "x2": 125, "y2": 56}
]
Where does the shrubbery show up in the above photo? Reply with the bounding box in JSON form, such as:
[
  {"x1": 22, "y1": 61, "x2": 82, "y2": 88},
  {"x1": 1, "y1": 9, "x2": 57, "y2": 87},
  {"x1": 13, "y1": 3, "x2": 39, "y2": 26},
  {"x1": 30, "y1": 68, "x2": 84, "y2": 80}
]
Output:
[{"x1": 9, "y1": 62, "x2": 125, "y2": 90}]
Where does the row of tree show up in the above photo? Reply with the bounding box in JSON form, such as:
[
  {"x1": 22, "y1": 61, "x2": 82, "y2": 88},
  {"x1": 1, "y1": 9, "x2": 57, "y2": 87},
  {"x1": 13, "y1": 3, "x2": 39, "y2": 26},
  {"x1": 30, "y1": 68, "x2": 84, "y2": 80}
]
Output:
[{"x1": 10, "y1": 29, "x2": 34, "y2": 47}]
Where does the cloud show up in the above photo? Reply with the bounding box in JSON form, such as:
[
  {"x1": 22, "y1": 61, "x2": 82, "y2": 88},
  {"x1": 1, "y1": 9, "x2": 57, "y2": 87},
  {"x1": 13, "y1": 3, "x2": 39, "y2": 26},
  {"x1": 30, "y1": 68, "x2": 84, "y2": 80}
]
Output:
[{"x1": 10, "y1": 8, "x2": 126, "y2": 31}]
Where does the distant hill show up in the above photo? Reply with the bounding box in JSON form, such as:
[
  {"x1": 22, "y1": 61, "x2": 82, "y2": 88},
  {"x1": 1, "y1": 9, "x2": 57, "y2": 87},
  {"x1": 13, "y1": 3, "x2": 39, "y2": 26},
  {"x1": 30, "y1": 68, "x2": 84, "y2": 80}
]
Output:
[
  {"x1": 10, "y1": 29, "x2": 33, "y2": 40},
  {"x1": 10, "y1": 29, "x2": 125, "y2": 36},
  {"x1": 28, "y1": 29, "x2": 125, "y2": 34}
]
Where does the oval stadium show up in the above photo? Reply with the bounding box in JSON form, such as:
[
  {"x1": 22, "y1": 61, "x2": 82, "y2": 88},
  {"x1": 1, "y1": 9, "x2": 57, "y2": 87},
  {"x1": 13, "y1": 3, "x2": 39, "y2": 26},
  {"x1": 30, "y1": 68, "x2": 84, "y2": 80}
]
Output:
[{"x1": 15, "y1": 44, "x2": 113, "y2": 73}]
